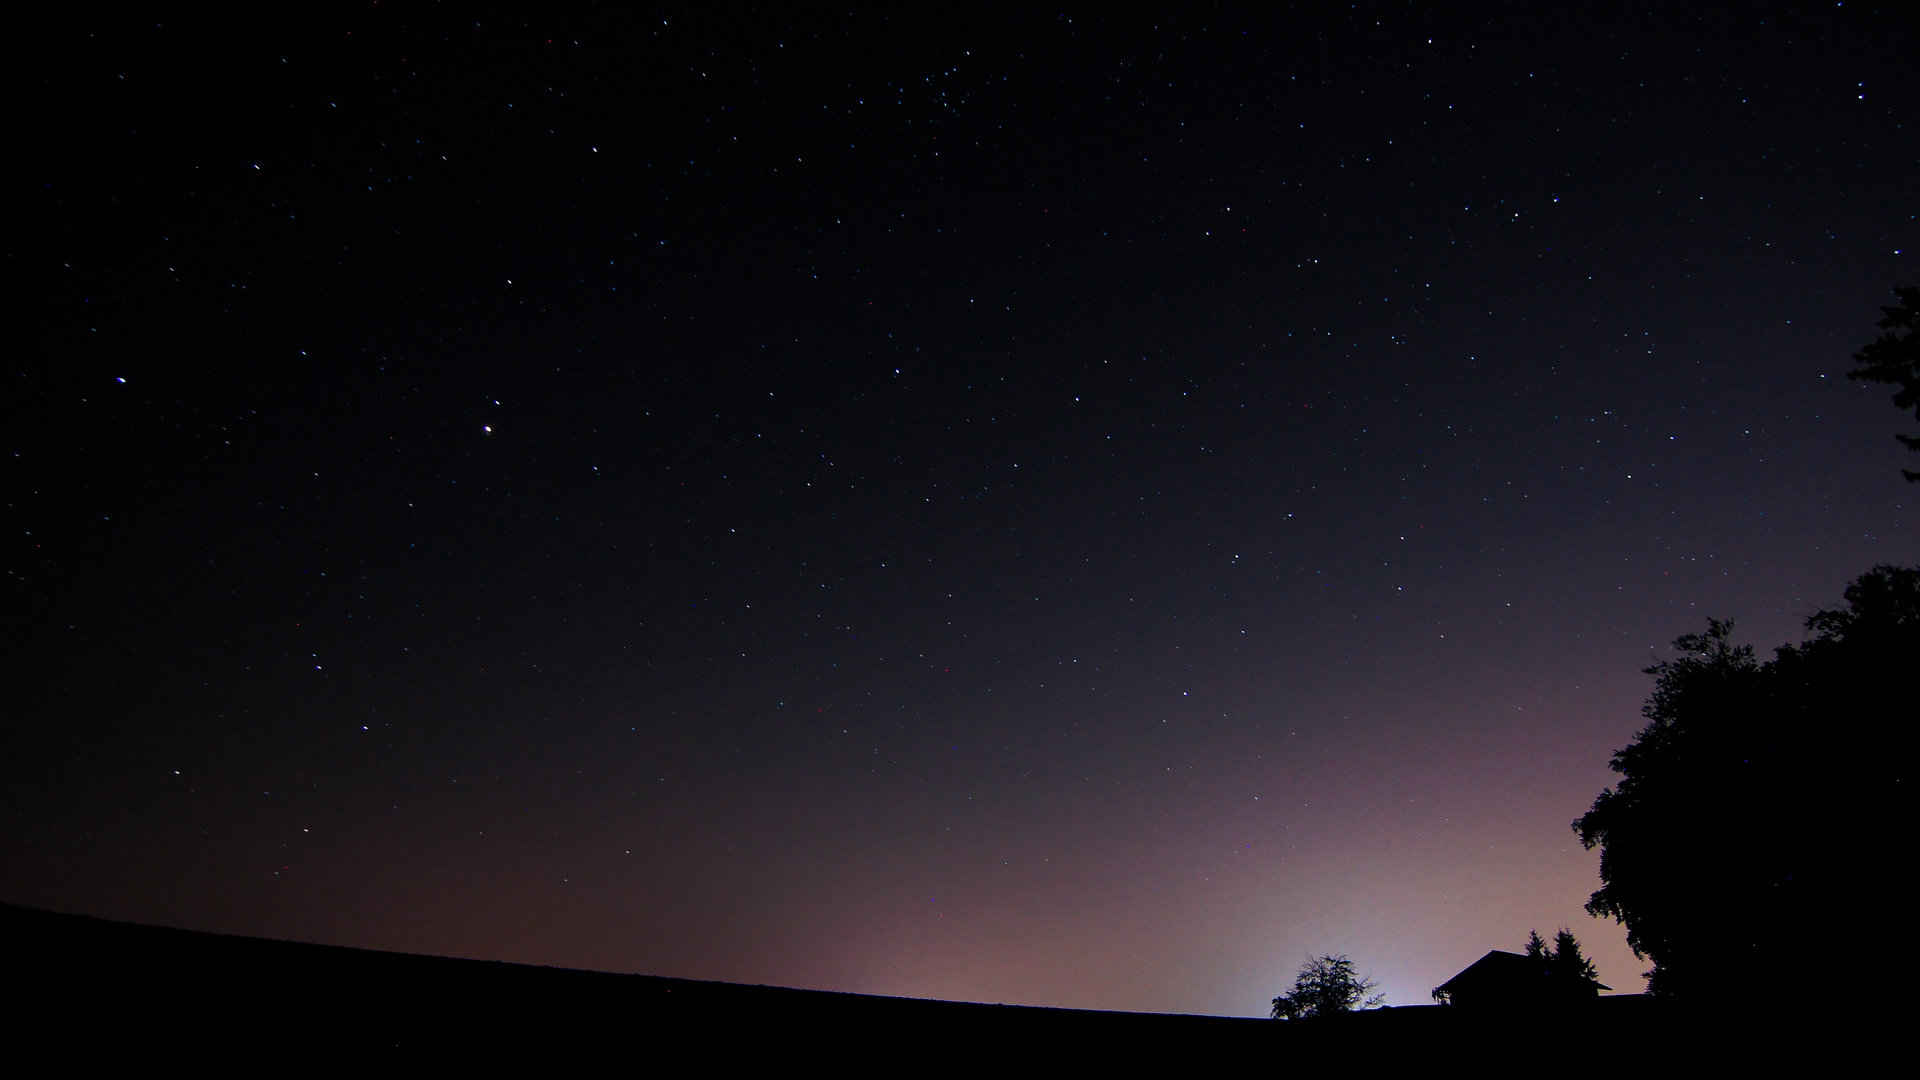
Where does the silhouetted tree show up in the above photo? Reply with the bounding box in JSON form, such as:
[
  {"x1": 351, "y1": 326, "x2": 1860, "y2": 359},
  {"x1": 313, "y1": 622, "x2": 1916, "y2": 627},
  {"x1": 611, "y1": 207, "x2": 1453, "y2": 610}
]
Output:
[
  {"x1": 1573, "y1": 565, "x2": 1920, "y2": 1000},
  {"x1": 1849, "y1": 285, "x2": 1920, "y2": 480},
  {"x1": 1270, "y1": 954, "x2": 1385, "y2": 1019},
  {"x1": 1546, "y1": 929, "x2": 1603, "y2": 999},
  {"x1": 1516, "y1": 929, "x2": 1604, "y2": 1002}
]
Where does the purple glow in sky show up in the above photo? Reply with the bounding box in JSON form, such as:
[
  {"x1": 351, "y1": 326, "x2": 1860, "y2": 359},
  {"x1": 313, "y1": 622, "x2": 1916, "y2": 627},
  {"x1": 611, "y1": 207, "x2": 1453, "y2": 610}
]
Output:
[{"x1": 7, "y1": 4, "x2": 1913, "y2": 1016}]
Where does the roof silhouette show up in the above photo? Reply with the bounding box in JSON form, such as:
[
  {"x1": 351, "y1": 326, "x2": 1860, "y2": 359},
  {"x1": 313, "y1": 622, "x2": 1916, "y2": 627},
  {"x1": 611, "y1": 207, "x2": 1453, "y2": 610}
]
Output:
[{"x1": 1433, "y1": 949, "x2": 1610, "y2": 1007}]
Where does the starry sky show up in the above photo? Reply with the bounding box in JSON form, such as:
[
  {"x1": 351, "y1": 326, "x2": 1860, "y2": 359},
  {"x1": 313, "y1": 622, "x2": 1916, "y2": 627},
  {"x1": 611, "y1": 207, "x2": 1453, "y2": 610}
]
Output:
[{"x1": 8, "y1": 3, "x2": 1914, "y2": 1016}]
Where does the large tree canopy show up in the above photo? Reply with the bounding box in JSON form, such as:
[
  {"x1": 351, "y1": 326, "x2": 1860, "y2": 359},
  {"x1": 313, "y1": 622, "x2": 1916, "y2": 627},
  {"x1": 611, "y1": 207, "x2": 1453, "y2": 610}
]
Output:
[{"x1": 1573, "y1": 565, "x2": 1920, "y2": 1000}]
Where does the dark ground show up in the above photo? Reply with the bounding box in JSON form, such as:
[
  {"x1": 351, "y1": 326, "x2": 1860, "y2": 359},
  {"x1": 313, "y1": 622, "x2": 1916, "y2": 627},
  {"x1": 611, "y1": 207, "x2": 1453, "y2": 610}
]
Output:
[{"x1": 7, "y1": 901, "x2": 1797, "y2": 1068}]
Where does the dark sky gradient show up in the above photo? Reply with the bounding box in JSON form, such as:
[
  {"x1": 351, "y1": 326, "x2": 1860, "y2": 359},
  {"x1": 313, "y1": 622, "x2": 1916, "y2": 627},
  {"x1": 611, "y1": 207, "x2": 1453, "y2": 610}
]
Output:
[{"x1": 9, "y1": 4, "x2": 1914, "y2": 1015}]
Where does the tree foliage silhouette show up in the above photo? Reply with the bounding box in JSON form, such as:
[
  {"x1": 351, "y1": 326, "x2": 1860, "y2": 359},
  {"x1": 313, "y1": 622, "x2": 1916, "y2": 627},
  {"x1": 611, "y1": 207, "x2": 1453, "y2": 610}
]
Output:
[
  {"x1": 1523, "y1": 928, "x2": 1604, "y2": 1001},
  {"x1": 1573, "y1": 565, "x2": 1920, "y2": 999},
  {"x1": 1849, "y1": 285, "x2": 1920, "y2": 480},
  {"x1": 1270, "y1": 954, "x2": 1385, "y2": 1019}
]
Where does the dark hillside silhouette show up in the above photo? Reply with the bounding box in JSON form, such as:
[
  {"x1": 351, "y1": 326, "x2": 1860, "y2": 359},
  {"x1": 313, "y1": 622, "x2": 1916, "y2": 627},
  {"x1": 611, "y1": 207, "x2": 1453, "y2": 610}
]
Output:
[
  {"x1": 4, "y1": 901, "x2": 1254, "y2": 1065},
  {"x1": 4, "y1": 902, "x2": 1718, "y2": 1066}
]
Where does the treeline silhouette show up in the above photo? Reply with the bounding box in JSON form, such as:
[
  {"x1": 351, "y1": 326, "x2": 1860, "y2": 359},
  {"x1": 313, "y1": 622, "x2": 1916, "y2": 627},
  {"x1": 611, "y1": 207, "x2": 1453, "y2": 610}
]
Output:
[
  {"x1": 1562, "y1": 288, "x2": 1918, "y2": 1009},
  {"x1": 1286, "y1": 290, "x2": 1916, "y2": 1029},
  {"x1": 1574, "y1": 565, "x2": 1919, "y2": 1003}
]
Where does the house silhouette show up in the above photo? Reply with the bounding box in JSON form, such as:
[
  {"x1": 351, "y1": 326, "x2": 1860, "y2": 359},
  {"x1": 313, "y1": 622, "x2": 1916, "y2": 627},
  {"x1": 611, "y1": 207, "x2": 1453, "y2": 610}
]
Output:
[{"x1": 1432, "y1": 949, "x2": 1610, "y2": 1009}]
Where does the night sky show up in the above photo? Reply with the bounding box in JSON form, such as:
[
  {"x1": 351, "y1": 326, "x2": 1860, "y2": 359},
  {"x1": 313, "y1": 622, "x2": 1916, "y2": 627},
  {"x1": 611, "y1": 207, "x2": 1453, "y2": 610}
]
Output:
[{"x1": 9, "y1": 4, "x2": 1914, "y2": 1016}]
